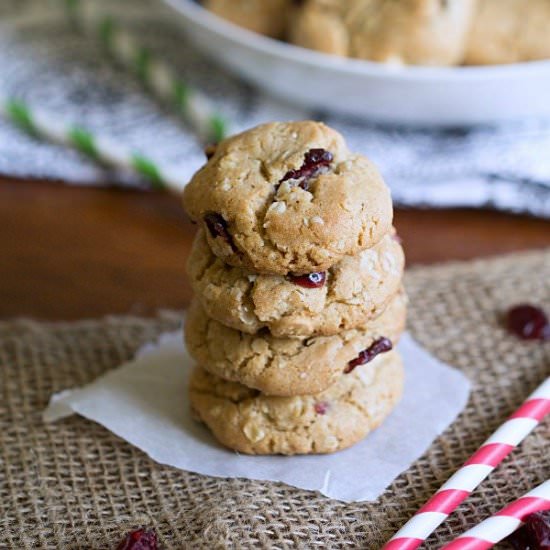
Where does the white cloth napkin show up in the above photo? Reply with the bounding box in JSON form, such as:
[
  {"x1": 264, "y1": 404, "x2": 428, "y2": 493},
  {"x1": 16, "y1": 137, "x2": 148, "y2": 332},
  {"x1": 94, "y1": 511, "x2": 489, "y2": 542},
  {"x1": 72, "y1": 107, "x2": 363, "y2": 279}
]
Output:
[
  {"x1": 1, "y1": 0, "x2": 550, "y2": 217},
  {"x1": 44, "y1": 331, "x2": 470, "y2": 502}
]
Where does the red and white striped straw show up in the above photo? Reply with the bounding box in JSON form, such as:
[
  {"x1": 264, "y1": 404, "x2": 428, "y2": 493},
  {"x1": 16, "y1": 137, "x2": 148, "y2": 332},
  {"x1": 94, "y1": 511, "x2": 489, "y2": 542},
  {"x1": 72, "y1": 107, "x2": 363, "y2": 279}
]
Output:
[
  {"x1": 383, "y1": 377, "x2": 550, "y2": 550},
  {"x1": 442, "y1": 479, "x2": 550, "y2": 549}
]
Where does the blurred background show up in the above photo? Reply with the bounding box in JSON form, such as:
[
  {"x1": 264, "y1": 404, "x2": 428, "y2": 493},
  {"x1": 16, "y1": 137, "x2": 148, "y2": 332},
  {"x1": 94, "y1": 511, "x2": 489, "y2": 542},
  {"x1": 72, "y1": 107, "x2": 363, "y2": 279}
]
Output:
[{"x1": 1, "y1": 0, "x2": 549, "y2": 320}]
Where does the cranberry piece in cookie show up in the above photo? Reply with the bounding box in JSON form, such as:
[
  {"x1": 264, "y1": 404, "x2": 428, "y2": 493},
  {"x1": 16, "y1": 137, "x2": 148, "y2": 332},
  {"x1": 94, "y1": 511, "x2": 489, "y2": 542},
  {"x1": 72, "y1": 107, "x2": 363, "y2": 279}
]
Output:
[
  {"x1": 204, "y1": 143, "x2": 217, "y2": 160},
  {"x1": 314, "y1": 401, "x2": 330, "y2": 415},
  {"x1": 288, "y1": 271, "x2": 326, "y2": 288},
  {"x1": 345, "y1": 337, "x2": 393, "y2": 374},
  {"x1": 279, "y1": 147, "x2": 333, "y2": 191},
  {"x1": 204, "y1": 212, "x2": 233, "y2": 248}
]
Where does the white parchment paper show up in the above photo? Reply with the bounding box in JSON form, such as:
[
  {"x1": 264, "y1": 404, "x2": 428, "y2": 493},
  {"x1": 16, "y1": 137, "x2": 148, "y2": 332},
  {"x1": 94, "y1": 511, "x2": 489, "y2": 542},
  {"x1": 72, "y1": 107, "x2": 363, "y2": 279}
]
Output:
[{"x1": 44, "y1": 331, "x2": 470, "y2": 502}]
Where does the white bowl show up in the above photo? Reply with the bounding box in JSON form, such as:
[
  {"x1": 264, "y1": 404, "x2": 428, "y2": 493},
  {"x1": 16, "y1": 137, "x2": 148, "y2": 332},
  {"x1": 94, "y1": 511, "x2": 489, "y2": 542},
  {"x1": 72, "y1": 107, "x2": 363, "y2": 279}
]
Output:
[{"x1": 163, "y1": 0, "x2": 550, "y2": 126}]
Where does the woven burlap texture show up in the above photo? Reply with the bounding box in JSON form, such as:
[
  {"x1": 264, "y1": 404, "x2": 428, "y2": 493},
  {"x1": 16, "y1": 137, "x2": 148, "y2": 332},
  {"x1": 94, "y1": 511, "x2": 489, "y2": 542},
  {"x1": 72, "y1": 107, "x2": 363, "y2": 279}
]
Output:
[{"x1": 1, "y1": 250, "x2": 549, "y2": 549}]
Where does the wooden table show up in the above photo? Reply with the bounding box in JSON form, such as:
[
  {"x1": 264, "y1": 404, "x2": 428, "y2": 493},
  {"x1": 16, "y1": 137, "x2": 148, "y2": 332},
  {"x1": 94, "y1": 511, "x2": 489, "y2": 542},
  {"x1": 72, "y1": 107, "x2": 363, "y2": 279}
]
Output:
[{"x1": 1, "y1": 177, "x2": 549, "y2": 321}]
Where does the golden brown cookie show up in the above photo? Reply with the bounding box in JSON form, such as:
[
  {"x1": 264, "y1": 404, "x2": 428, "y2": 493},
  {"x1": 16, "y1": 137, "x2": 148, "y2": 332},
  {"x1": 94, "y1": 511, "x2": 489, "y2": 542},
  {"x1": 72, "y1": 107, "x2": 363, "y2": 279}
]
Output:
[
  {"x1": 188, "y1": 229, "x2": 405, "y2": 337},
  {"x1": 203, "y1": 0, "x2": 291, "y2": 38},
  {"x1": 289, "y1": 0, "x2": 476, "y2": 66},
  {"x1": 465, "y1": 0, "x2": 550, "y2": 64},
  {"x1": 189, "y1": 349, "x2": 404, "y2": 455},
  {"x1": 182, "y1": 121, "x2": 393, "y2": 276},
  {"x1": 184, "y1": 290, "x2": 407, "y2": 396}
]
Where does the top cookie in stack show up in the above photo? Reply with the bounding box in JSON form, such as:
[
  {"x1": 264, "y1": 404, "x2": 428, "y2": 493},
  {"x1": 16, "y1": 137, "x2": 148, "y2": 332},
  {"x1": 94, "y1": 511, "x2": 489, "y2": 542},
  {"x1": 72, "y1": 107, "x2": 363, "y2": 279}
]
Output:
[
  {"x1": 183, "y1": 121, "x2": 393, "y2": 276},
  {"x1": 182, "y1": 121, "x2": 406, "y2": 455}
]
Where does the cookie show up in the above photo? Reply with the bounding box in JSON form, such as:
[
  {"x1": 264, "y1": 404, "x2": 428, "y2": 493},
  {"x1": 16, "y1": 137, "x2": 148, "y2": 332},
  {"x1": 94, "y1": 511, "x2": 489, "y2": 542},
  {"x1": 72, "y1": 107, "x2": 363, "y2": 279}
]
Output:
[
  {"x1": 289, "y1": 0, "x2": 476, "y2": 66},
  {"x1": 188, "y1": 228, "x2": 405, "y2": 337},
  {"x1": 182, "y1": 121, "x2": 393, "y2": 276},
  {"x1": 189, "y1": 349, "x2": 404, "y2": 455},
  {"x1": 203, "y1": 0, "x2": 291, "y2": 39},
  {"x1": 184, "y1": 290, "x2": 406, "y2": 396},
  {"x1": 465, "y1": 0, "x2": 550, "y2": 65}
]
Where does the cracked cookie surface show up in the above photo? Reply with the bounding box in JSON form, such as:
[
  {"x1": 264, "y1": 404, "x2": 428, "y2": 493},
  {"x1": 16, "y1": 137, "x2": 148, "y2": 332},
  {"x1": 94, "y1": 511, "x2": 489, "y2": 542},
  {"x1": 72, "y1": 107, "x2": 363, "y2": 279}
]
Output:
[
  {"x1": 184, "y1": 290, "x2": 406, "y2": 396},
  {"x1": 188, "y1": 229, "x2": 405, "y2": 337},
  {"x1": 182, "y1": 121, "x2": 393, "y2": 275},
  {"x1": 465, "y1": 0, "x2": 550, "y2": 64},
  {"x1": 189, "y1": 349, "x2": 404, "y2": 455},
  {"x1": 289, "y1": 0, "x2": 476, "y2": 65}
]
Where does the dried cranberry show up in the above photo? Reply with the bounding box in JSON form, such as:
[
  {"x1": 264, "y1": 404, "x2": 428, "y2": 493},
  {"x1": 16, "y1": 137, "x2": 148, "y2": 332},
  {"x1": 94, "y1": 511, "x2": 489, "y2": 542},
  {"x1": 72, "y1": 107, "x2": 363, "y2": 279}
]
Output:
[
  {"x1": 508, "y1": 525, "x2": 534, "y2": 550},
  {"x1": 278, "y1": 148, "x2": 333, "y2": 191},
  {"x1": 204, "y1": 212, "x2": 234, "y2": 248},
  {"x1": 204, "y1": 144, "x2": 217, "y2": 160},
  {"x1": 505, "y1": 304, "x2": 550, "y2": 341},
  {"x1": 288, "y1": 271, "x2": 326, "y2": 288},
  {"x1": 345, "y1": 337, "x2": 393, "y2": 374},
  {"x1": 507, "y1": 511, "x2": 550, "y2": 550},
  {"x1": 116, "y1": 528, "x2": 158, "y2": 550},
  {"x1": 314, "y1": 401, "x2": 330, "y2": 415}
]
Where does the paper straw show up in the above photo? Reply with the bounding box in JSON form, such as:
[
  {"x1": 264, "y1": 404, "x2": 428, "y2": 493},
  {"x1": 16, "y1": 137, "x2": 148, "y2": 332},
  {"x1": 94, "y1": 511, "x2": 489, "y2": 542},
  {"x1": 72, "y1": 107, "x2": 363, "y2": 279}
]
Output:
[
  {"x1": 62, "y1": 0, "x2": 228, "y2": 143},
  {"x1": 442, "y1": 479, "x2": 550, "y2": 549},
  {"x1": 0, "y1": 97, "x2": 186, "y2": 192},
  {"x1": 383, "y1": 377, "x2": 550, "y2": 550}
]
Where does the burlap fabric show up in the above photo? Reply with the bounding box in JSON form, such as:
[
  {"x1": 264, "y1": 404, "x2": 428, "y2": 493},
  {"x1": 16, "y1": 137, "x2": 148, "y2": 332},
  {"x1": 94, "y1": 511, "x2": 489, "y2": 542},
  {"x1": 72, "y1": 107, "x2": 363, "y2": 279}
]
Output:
[{"x1": 1, "y1": 250, "x2": 549, "y2": 549}]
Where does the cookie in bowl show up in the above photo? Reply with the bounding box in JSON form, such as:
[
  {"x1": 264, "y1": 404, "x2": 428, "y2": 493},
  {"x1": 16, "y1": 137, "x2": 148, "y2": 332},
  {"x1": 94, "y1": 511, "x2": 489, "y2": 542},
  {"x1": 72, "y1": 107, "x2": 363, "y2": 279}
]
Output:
[
  {"x1": 289, "y1": 0, "x2": 477, "y2": 65},
  {"x1": 465, "y1": 0, "x2": 550, "y2": 64},
  {"x1": 203, "y1": 0, "x2": 292, "y2": 38}
]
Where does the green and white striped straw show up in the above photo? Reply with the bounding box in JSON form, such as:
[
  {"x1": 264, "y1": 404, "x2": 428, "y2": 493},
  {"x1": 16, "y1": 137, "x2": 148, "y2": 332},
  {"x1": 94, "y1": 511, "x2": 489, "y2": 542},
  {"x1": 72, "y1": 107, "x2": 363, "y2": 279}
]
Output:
[
  {"x1": 62, "y1": 0, "x2": 228, "y2": 144},
  {"x1": 0, "y1": 96, "x2": 186, "y2": 192}
]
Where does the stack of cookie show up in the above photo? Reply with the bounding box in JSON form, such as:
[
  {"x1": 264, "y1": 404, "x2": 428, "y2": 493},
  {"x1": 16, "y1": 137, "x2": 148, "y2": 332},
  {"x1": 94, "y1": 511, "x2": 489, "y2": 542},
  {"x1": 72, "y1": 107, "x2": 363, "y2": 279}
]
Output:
[{"x1": 182, "y1": 121, "x2": 406, "y2": 455}]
